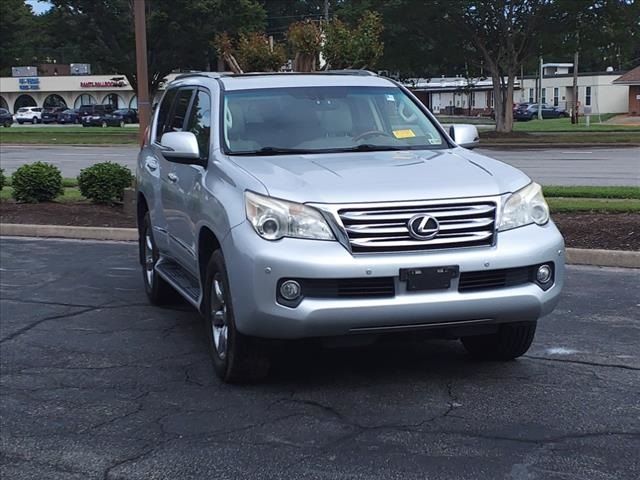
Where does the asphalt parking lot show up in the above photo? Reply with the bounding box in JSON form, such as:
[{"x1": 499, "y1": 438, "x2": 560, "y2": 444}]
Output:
[{"x1": 1, "y1": 238, "x2": 639, "y2": 480}]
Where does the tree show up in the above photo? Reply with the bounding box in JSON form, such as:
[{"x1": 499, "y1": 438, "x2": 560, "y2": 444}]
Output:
[
  {"x1": 46, "y1": 0, "x2": 266, "y2": 97},
  {"x1": 435, "y1": 0, "x2": 555, "y2": 133},
  {"x1": 0, "y1": 0, "x2": 37, "y2": 75},
  {"x1": 288, "y1": 20, "x2": 322, "y2": 72},
  {"x1": 323, "y1": 11, "x2": 384, "y2": 70}
]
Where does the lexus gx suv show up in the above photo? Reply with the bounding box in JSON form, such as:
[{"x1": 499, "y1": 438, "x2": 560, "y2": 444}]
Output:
[{"x1": 136, "y1": 71, "x2": 564, "y2": 383}]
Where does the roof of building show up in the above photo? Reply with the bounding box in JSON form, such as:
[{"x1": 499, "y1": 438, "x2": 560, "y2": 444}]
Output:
[{"x1": 613, "y1": 66, "x2": 640, "y2": 85}]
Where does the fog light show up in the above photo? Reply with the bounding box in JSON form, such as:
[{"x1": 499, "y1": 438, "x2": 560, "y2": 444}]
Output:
[
  {"x1": 280, "y1": 280, "x2": 301, "y2": 301},
  {"x1": 536, "y1": 264, "x2": 552, "y2": 284}
]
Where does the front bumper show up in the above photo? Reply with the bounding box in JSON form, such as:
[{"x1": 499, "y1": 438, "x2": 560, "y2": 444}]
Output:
[{"x1": 223, "y1": 221, "x2": 565, "y2": 339}]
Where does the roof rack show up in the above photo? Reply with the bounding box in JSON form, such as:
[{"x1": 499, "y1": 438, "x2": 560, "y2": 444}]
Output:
[
  {"x1": 173, "y1": 72, "x2": 223, "y2": 80},
  {"x1": 171, "y1": 70, "x2": 379, "y2": 81},
  {"x1": 323, "y1": 69, "x2": 378, "y2": 76}
]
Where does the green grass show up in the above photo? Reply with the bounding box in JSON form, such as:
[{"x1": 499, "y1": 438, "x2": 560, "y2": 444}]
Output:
[
  {"x1": 3, "y1": 177, "x2": 78, "y2": 187},
  {"x1": 0, "y1": 187, "x2": 84, "y2": 202},
  {"x1": 513, "y1": 117, "x2": 640, "y2": 133},
  {"x1": 543, "y1": 186, "x2": 640, "y2": 200},
  {"x1": 548, "y1": 197, "x2": 640, "y2": 213},
  {"x1": 0, "y1": 126, "x2": 138, "y2": 145}
]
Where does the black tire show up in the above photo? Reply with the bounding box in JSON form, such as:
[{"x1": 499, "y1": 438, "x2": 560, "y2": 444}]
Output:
[
  {"x1": 461, "y1": 321, "x2": 537, "y2": 360},
  {"x1": 203, "y1": 250, "x2": 270, "y2": 383},
  {"x1": 140, "y1": 212, "x2": 175, "y2": 305},
  {"x1": 17, "y1": 121, "x2": 23, "y2": 125},
  {"x1": 32, "y1": 117, "x2": 38, "y2": 124},
  {"x1": 3, "y1": 121, "x2": 10, "y2": 128}
]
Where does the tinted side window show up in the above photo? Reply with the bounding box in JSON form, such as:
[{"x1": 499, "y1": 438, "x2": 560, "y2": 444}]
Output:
[
  {"x1": 168, "y1": 89, "x2": 194, "y2": 133},
  {"x1": 186, "y1": 90, "x2": 211, "y2": 160},
  {"x1": 155, "y1": 89, "x2": 177, "y2": 142}
]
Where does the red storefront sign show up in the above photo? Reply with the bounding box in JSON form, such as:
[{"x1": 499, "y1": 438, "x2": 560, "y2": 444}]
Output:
[{"x1": 80, "y1": 80, "x2": 126, "y2": 88}]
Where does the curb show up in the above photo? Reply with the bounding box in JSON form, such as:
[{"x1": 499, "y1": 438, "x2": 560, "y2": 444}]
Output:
[
  {"x1": 1, "y1": 223, "x2": 638, "y2": 269},
  {"x1": 479, "y1": 143, "x2": 640, "y2": 149},
  {"x1": 0, "y1": 224, "x2": 137, "y2": 241},
  {"x1": 0, "y1": 143, "x2": 137, "y2": 148},
  {"x1": 565, "y1": 248, "x2": 640, "y2": 269}
]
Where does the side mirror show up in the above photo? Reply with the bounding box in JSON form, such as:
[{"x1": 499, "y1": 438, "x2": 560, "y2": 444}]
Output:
[
  {"x1": 160, "y1": 131, "x2": 205, "y2": 166},
  {"x1": 449, "y1": 124, "x2": 480, "y2": 150}
]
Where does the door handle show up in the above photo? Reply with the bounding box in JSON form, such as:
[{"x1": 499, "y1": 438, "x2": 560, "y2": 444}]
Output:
[
  {"x1": 167, "y1": 173, "x2": 179, "y2": 183},
  {"x1": 145, "y1": 158, "x2": 158, "y2": 172}
]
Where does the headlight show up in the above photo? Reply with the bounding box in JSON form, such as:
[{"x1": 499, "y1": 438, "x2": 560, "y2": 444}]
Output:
[
  {"x1": 245, "y1": 191, "x2": 334, "y2": 241},
  {"x1": 499, "y1": 182, "x2": 550, "y2": 231}
]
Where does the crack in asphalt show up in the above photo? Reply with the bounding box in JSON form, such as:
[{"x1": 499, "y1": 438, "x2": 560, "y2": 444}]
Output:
[
  {"x1": 525, "y1": 354, "x2": 640, "y2": 371},
  {"x1": 0, "y1": 306, "x2": 100, "y2": 344}
]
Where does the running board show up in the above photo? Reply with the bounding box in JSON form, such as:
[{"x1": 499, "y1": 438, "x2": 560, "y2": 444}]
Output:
[{"x1": 155, "y1": 259, "x2": 201, "y2": 308}]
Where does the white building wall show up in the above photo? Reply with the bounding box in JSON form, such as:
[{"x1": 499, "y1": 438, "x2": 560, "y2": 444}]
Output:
[{"x1": 519, "y1": 74, "x2": 628, "y2": 113}]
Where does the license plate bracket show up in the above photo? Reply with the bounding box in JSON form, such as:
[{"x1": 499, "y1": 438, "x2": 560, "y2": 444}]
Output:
[{"x1": 400, "y1": 266, "x2": 459, "y2": 291}]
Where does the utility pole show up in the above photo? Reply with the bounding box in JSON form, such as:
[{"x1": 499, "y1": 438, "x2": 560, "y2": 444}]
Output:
[
  {"x1": 572, "y1": 51, "x2": 579, "y2": 124},
  {"x1": 134, "y1": 0, "x2": 150, "y2": 146},
  {"x1": 538, "y1": 57, "x2": 543, "y2": 120},
  {"x1": 324, "y1": 0, "x2": 329, "y2": 22}
]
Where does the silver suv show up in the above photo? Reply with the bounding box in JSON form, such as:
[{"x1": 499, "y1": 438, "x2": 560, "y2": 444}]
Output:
[{"x1": 137, "y1": 71, "x2": 564, "y2": 382}]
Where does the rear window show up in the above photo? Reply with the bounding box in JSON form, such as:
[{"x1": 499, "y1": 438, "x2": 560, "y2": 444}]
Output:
[{"x1": 18, "y1": 108, "x2": 30, "y2": 113}]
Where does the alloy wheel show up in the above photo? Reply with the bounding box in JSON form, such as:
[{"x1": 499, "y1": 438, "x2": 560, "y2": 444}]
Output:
[
  {"x1": 144, "y1": 230, "x2": 155, "y2": 287},
  {"x1": 211, "y1": 273, "x2": 228, "y2": 359}
]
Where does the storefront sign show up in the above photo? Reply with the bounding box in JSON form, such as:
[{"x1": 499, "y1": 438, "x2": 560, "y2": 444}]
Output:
[
  {"x1": 18, "y1": 77, "x2": 40, "y2": 90},
  {"x1": 80, "y1": 80, "x2": 126, "y2": 88}
]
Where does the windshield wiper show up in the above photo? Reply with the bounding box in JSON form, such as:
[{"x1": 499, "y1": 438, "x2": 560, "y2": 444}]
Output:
[
  {"x1": 336, "y1": 144, "x2": 406, "y2": 152},
  {"x1": 231, "y1": 147, "x2": 315, "y2": 156}
]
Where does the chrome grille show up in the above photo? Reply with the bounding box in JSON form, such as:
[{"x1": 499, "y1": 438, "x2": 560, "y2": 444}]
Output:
[{"x1": 337, "y1": 200, "x2": 497, "y2": 253}]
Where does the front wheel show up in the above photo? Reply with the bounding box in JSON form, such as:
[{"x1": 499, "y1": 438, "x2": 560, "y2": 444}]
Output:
[
  {"x1": 461, "y1": 321, "x2": 537, "y2": 360},
  {"x1": 140, "y1": 212, "x2": 174, "y2": 304},
  {"x1": 204, "y1": 251, "x2": 270, "y2": 383}
]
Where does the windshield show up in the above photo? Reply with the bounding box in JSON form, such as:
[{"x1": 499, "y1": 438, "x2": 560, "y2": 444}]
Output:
[{"x1": 222, "y1": 86, "x2": 447, "y2": 155}]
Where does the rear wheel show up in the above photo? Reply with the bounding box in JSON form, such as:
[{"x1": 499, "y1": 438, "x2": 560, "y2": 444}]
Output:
[
  {"x1": 204, "y1": 250, "x2": 270, "y2": 383},
  {"x1": 140, "y1": 212, "x2": 174, "y2": 305},
  {"x1": 461, "y1": 321, "x2": 537, "y2": 360},
  {"x1": 32, "y1": 117, "x2": 38, "y2": 124}
]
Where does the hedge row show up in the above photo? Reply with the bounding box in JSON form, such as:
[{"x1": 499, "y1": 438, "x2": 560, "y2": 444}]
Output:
[{"x1": 2, "y1": 162, "x2": 133, "y2": 204}]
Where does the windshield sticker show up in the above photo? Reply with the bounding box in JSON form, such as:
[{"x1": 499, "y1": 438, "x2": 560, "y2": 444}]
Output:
[
  {"x1": 427, "y1": 138, "x2": 440, "y2": 144},
  {"x1": 386, "y1": 94, "x2": 395, "y2": 101},
  {"x1": 393, "y1": 129, "x2": 416, "y2": 139}
]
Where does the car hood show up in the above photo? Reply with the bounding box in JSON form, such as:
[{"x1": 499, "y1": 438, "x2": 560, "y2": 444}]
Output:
[{"x1": 229, "y1": 147, "x2": 531, "y2": 204}]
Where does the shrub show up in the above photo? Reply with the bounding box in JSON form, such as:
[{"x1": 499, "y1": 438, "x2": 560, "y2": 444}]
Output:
[
  {"x1": 11, "y1": 162, "x2": 63, "y2": 203},
  {"x1": 77, "y1": 162, "x2": 133, "y2": 204},
  {"x1": 0, "y1": 168, "x2": 5, "y2": 190}
]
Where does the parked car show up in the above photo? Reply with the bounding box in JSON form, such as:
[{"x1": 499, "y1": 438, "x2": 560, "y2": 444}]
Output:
[
  {"x1": 84, "y1": 108, "x2": 139, "y2": 128},
  {"x1": 137, "y1": 71, "x2": 564, "y2": 383},
  {"x1": 0, "y1": 108, "x2": 13, "y2": 127},
  {"x1": 41, "y1": 107, "x2": 67, "y2": 123},
  {"x1": 77, "y1": 104, "x2": 115, "y2": 120},
  {"x1": 14, "y1": 106, "x2": 43, "y2": 124},
  {"x1": 57, "y1": 109, "x2": 80, "y2": 124},
  {"x1": 112, "y1": 108, "x2": 138, "y2": 124},
  {"x1": 514, "y1": 103, "x2": 566, "y2": 121}
]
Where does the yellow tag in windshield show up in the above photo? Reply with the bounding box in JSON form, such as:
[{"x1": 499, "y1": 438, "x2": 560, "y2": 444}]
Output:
[{"x1": 393, "y1": 129, "x2": 416, "y2": 139}]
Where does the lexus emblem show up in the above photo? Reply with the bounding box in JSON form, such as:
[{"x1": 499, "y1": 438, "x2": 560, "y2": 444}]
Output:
[{"x1": 407, "y1": 214, "x2": 440, "y2": 240}]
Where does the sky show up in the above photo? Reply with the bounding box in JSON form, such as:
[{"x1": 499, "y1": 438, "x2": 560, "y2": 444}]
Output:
[{"x1": 26, "y1": 0, "x2": 53, "y2": 15}]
